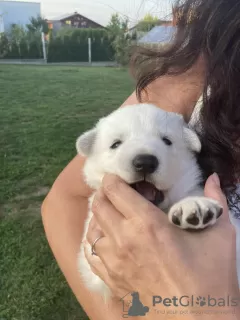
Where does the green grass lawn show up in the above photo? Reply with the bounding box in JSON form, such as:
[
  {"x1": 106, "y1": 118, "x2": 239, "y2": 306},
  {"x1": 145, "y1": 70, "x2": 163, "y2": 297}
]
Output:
[{"x1": 0, "y1": 65, "x2": 134, "y2": 320}]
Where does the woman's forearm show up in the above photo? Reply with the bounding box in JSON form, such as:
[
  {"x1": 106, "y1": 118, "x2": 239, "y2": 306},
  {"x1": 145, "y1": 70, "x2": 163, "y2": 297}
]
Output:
[{"x1": 41, "y1": 183, "x2": 125, "y2": 320}]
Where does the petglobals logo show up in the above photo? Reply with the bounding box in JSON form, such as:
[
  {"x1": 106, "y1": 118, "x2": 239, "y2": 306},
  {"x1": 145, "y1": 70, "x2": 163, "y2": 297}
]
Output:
[
  {"x1": 120, "y1": 293, "x2": 240, "y2": 317},
  {"x1": 120, "y1": 292, "x2": 150, "y2": 318},
  {"x1": 152, "y1": 295, "x2": 240, "y2": 308}
]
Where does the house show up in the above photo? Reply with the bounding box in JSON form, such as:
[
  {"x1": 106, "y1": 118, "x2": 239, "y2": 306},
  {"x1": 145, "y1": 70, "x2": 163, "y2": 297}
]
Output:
[
  {"x1": 132, "y1": 3, "x2": 196, "y2": 44},
  {"x1": 0, "y1": 0, "x2": 41, "y2": 33},
  {"x1": 128, "y1": 19, "x2": 172, "y2": 40},
  {"x1": 129, "y1": 19, "x2": 172, "y2": 33},
  {"x1": 138, "y1": 25, "x2": 176, "y2": 45},
  {"x1": 47, "y1": 12, "x2": 105, "y2": 33},
  {"x1": 137, "y1": 4, "x2": 196, "y2": 46}
]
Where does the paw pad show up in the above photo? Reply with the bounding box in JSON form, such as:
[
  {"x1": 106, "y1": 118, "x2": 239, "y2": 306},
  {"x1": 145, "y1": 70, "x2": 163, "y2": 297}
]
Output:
[
  {"x1": 217, "y1": 207, "x2": 223, "y2": 218},
  {"x1": 203, "y1": 209, "x2": 214, "y2": 224},
  {"x1": 172, "y1": 215, "x2": 181, "y2": 226},
  {"x1": 196, "y1": 296, "x2": 206, "y2": 307},
  {"x1": 169, "y1": 197, "x2": 222, "y2": 230},
  {"x1": 186, "y1": 213, "x2": 200, "y2": 226}
]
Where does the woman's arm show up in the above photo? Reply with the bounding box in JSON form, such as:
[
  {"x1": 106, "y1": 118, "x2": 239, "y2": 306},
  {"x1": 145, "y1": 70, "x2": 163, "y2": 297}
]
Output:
[
  {"x1": 41, "y1": 155, "x2": 125, "y2": 320},
  {"x1": 41, "y1": 91, "x2": 145, "y2": 319}
]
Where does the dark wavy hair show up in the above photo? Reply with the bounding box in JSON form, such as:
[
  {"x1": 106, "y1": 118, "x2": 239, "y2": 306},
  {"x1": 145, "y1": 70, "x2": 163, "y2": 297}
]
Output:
[{"x1": 131, "y1": 0, "x2": 240, "y2": 201}]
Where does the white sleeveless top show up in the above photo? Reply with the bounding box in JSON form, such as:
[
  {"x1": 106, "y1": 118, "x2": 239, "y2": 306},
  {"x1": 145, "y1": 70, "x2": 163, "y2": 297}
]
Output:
[{"x1": 228, "y1": 190, "x2": 240, "y2": 286}]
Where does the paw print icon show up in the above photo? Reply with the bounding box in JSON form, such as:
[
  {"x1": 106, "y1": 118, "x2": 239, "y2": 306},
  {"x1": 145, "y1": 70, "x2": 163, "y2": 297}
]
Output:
[{"x1": 196, "y1": 296, "x2": 206, "y2": 307}]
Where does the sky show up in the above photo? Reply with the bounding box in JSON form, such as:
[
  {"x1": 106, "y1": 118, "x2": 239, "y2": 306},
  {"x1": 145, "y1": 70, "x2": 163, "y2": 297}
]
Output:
[{"x1": 36, "y1": 0, "x2": 173, "y2": 27}]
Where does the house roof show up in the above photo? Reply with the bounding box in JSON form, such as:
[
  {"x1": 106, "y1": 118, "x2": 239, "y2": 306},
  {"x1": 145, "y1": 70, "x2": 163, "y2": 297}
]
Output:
[
  {"x1": 129, "y1": 19, "x2": 172, "y2": 31},
  {"x1": 48, "y1": 12, "x2": 104, "y2": 28},
  {"x1": 49, "y1": 13, "x2": 76, "y2": 21},
  {"x1": 138, "y1": 25, "x2": 176, "y2": 44}
]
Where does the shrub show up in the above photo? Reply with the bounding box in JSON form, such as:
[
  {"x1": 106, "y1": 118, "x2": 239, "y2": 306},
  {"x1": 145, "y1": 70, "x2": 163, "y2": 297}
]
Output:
[
  {"x1": 0, "y1": 33, "x2": 9, "y2": 58},
  {"x1": 47, "y1": 28, "x2": 114, "y2": 63},
  {"x1": 0, "y1": 23, "x2": 43, "y2": 59}
]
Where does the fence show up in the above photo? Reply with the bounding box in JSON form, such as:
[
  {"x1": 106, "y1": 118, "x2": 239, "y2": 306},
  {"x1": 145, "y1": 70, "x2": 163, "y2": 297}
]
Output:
[
  {"x1": 47, "y1": 28, "x2": 114, "y2": 63},
  {"x1": 0, "y1": 28, "x2": 115, "y2": 63},
  {"x1": 47, "y1": 36, "x2": 114, "y2": 63}
]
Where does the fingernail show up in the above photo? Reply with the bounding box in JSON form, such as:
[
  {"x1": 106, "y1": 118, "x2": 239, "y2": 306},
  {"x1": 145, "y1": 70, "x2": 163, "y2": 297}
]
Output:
[{"x1": 211, "y1": 173, "x2": 220, "y2": 187}]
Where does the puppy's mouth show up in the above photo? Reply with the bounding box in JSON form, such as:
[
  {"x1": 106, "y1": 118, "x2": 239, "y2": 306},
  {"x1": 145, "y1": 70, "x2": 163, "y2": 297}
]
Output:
[{"x1": 130, "y1": 181, "x2": 164, "y2": 206}]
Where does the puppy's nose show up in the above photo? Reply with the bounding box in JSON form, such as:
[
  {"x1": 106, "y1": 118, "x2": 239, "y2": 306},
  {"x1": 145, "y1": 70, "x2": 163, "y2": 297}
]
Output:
[{"x1": 132, "y1": 154, "x2": 159, "y2": 174}]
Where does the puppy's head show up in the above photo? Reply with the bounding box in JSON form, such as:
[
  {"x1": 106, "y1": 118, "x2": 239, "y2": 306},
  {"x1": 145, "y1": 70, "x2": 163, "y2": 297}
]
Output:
[{"x1": 76, "y1": 104, "x2": 201, "y2": 206}]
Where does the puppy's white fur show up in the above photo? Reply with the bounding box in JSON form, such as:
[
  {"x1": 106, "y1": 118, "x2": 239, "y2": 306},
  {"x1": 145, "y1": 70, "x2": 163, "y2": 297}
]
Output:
[{"x1": 76, "y1": 103, "x2": 222, "y2": 299}]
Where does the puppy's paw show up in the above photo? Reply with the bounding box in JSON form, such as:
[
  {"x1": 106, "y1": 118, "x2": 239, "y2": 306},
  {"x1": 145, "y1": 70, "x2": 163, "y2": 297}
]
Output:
[{"x1": 168, "y1": 197, "x2": 223, "y2": 229}]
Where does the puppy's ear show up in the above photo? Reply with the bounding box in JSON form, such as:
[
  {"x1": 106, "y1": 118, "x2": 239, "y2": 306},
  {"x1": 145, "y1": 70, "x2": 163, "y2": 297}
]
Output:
[
  {"x1": 76, "y1": 128, "x2": 97, "y2": 156},
  {"x1": 183, "y1": 127, "x2": 201, "y2": 153}
]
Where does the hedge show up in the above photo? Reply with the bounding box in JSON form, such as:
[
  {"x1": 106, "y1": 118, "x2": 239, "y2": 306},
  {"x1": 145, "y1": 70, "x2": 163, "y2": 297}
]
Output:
[
  {"x1": 0, "y1": 28, "x2": 115, "y2": 62},
  {"x1": 0, "y1": 33, "x2": 43, "y2": 59},
  {"x1": 47, "y1": 28, "x2": 115, "y2": 63}
]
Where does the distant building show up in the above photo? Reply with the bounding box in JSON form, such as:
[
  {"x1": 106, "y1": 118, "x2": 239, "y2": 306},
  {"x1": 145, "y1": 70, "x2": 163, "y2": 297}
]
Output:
[
  {"x1": 128, "y1": 19, "x2": 172, "y2": 40},
  {"x1": 47, "y1": 12, "x2": 105, "y2": 33},
  {"x1": 138, "y1": 25, "x2": 176, "y2": 45},
  {"x1": 0, "y1": 0, "x2": 41, "y2": 32},
  {"x1": 130, "y1": 4, "x2": 196, "y2": 45},
  {"x1": 129, "y1": 19, "x2": 172, "y2": 33}
]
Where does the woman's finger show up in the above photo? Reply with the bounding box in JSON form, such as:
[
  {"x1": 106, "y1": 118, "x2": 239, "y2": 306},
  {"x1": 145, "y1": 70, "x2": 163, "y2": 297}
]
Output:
[
  {"x1": 84, "y1": 236, "x2": 125, "y2": 281},
  {"x1": 91, "y1": 188, "x2": 126, "y2": 243},
  {"x1": 84, "y1": 241, "x2": 109, "y2": 277},
  {"x1": 86, "y1": 217, "x2": 104, "y2": 245},
  {"x1": 204, "y1": 173, "x2": 229, "y2": 222},
  {"x1": 84, "y1": 242, "x2": 132, "y2": 297},
  {"x1": 102, "y1": 173, "x2": 168, "y2": 224},
  {"x1": 85, "y1": 235, "x2": 113, "y2": 266}
]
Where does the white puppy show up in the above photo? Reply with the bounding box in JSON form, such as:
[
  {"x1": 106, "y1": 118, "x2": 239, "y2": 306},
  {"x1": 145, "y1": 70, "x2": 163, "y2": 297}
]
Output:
[{"x1": 76, "y1": 103, "x2": 222, "y2": 299}]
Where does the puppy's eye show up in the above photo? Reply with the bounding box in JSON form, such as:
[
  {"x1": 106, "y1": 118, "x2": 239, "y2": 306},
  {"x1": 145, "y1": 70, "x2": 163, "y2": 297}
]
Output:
[
  {"x1": 110, "y1": 140, "x2": 122, "y2": 149},
  {"x1": 162, "y1": 136, "x2": 172, "y2": 146}
]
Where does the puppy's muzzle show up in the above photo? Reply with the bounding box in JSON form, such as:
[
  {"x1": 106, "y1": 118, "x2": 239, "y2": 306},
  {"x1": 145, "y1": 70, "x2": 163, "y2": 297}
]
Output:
[
  {"x1": 132, "y1": 154, "x2": 159, "y2": 174},
  {"x1": 131, "y1": 154, "x2": 163, "y2": 206}
]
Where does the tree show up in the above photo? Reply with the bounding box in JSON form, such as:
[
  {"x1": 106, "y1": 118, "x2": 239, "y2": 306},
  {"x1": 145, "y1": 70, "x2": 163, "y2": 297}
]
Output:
[
  {"x1": 106, "y1": 13, "x2": 128, "y2": 41},
  {"x1": 26, "y1": 15, "x2": 49, "y2": 35},
  {"x1": 112, "y1": 33, "x2": 132, "y2": 66},
  {"x1": 26, "y1": 16, "x2": 48, "y2": 58},
  {"x1": 8, "y1": 24, "x2": 26, "y2": 43},
  {"x1": 106, "y1": 13, "x2": 131, "y2": 66},
  {"x1": 0, "y1": 33, "x2": 9, "y2": 58},
  {"x1": 5, "y1": 21, "x2": 44, "y2": 59},
  {"x1": 137, "y1": 13, "x2": 159, "y2": 32},
  {"x1": 7, "y1": 24, "x2": 27, "y2": 57},
  {"x1": 142, "y1": 13, "x2": 159, "y2": 22}
]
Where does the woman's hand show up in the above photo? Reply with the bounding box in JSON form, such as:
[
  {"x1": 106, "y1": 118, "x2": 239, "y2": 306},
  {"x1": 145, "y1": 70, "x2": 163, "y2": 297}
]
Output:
[{"x1": 84, "y1": 173, "x2": 239, "y2": 317}]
